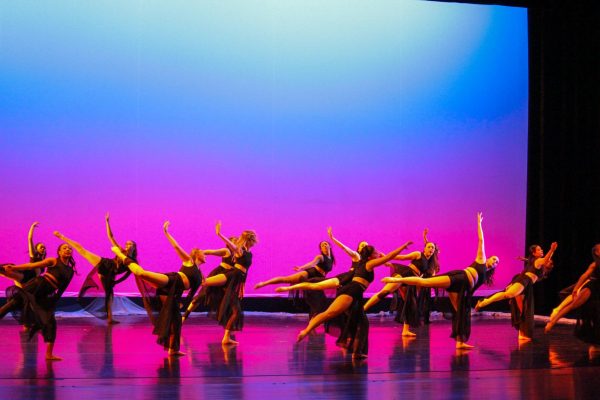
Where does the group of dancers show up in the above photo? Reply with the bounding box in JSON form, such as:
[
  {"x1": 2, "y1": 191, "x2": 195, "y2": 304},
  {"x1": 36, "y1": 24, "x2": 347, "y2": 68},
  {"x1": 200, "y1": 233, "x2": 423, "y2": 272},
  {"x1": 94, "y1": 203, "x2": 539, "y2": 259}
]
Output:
[{"x1": 1, "y1": 213, "x2": 599, "y2": 361}]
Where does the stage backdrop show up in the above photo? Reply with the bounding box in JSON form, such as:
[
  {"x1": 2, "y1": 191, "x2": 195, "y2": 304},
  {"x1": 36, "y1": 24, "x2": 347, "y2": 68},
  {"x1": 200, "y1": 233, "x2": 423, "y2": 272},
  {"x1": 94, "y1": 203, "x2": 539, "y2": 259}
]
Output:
[{"x1": 0, "y1": 1, "x2": 527, "y2": 295}]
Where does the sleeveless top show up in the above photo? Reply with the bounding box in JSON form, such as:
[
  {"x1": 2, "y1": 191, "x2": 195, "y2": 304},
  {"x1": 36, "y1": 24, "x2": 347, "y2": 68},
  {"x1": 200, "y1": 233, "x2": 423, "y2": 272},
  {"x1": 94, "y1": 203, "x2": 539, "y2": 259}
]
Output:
[
  {"x1": 525, "y1": 259, "x2": 544, "y2": 279},
  {"x1": 222, "y1": 252, "x2": 235, "y2": 267},
  {"x1": 353, "y1": 259, "x2": 374, "y2": 283},
  {"x1": 234, "y1": 250, "x2": 252, "y2": 270},
  {"x1": 179, "y1": 263, "x2": 202, "y2": 292},
  {"x1": 46, "y1": 258, "x2": 75, "y2": 293},
  {"x1": 468, "y1": 261, "x2": 487, "y2": 292},
  {"x1": 317, "y1": 255, "x2": 334, "y2": 273},
  {"x1": 411, "y1": 252, "x2": 435, "y2": 275}
]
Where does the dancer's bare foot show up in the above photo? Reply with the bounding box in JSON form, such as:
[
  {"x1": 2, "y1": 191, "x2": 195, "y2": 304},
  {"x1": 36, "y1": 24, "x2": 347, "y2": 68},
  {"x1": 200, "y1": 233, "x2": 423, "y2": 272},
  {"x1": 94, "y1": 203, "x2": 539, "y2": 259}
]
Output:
[
  {"x1": 544, "y1": 322, "x2": 554, "y2": 334},
  {"x1": 168, "y1": 350, "x2": 185, "y2": 357},
  {"x1": 475, "y1": 300, "x2": 485, "y2": 311},
  {"x1": 108, "y1": 319, "x2": 120, "y2": 325},
  {"x1": 254, "y1": 282, "x2": 267, "y2": 289},
  {"x1": 222, "y1": 338, "x2": 239, "y2": 345},
  {"x1": 518, "y1": 334, "x2": 532, "y2": 342},
  {"x1": 275, "y1": 286, "x2": 291, "y2": 293},
  {"x1": 352, "y1": 353, "x2": 368, "y2": 360},
  {"x1": 456, "y1": 342, "x2": 475, "y2": 349},
  {"x1": 402, "y1": 330, "x2": 417, "y2": 337},
  {"x1": 45, "y1": 354, "x2": 63, "y2": 361},
  {"x1": 297, "y1": 330, "x2": 308, "y2": 343}
]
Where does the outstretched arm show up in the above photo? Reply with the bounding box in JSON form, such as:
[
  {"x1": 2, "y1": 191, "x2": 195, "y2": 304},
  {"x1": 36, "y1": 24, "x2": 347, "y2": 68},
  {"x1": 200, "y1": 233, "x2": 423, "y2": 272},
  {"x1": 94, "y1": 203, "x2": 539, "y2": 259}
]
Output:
[
  {"x1": 28, "y1": 221, "x2": 39, "y2": 258},
  {"x1": 367, "y1": 241, "x2": 413, "y2": 270},
  {"x1": 423, "y1": 228, "x2": 429, "y2": 245},
  {"x1": 203, "y1": 248, "x2": 231, "y2": 257},
  {"x1": 536, "y1": 242, "x2": 558, "y2": 268},
  {"x1": 328, "y1": 227, "x2": 360, "y2": 261},
  {"x1": 105, "y1": 212, "x2": 123, "y2": 250},
  {"x1": 475, "y1": 212, "x2": 486, "y2": 264},
  {"x1": 294, "y1": 255, "x2": 323, "y2": 271},
  {"x1": 393, "y1": 251, "x2": 421, "y2": 261},
  {"x1": 163, "y1": 221, "x2": 192, "y2": 263},
  {"x1": 8, "y1": 258, "x2": 56, "y2": 271}
]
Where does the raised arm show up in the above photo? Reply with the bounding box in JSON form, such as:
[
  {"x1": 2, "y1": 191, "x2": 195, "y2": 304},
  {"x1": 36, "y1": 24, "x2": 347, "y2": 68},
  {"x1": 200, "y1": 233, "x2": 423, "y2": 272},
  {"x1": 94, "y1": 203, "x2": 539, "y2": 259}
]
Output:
[
  {"x1": 535, "y1": 242, "x2": 558, "y2": 268},
  {"x1": 475, "y1": 212, "x2": 486, "y2": 264},
  {"x1": 328, "y1": 227, "x2": 360, "y2": 261},
  {"x1": 294, "y1": 255, "x2": 324, "y2": 271},
  {"x1": 163, "y1": 221, "x2": 192, "y2": 264},
  {"x1": 423, "y1": 228, "x2": 429, "y2": 245},
  {"x1": 28, "y1": 221, "x2": 39, "y2": 258},
  {"x1": 216, "y1": 221, "x2": 239, "y2": 255},
  {"x1": 367, "y1": 241, "x2": 413, "y2": 270},
  {"x1": 105, "y1": 212, "x2": 123, "y2": 250}
]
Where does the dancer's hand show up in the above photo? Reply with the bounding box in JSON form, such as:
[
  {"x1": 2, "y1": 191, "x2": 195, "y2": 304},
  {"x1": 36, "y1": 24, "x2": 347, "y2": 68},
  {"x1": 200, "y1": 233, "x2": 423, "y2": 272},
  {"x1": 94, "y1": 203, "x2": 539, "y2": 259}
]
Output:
[
  {"x1": 105, "y1": 212, "x2": 110, "y2": 222},
  {"x1": 215, "y1": 221, "x2": 222, "y2": 236},
  {"x1": 163, "y1": 221, "x2": 171, "y2": 232},
  {"x1": 30, "y1": 221, "x2": 40, "y2": 229},
  {"x1": 53, "y1": 231, "x2": 63, "y2": 239},
  {"x1": 477, "y1": 212, "x2": 483, "y2": 224},
  {"x1": 550, "y1": 242, "x2": 558, "y2": 251},
  {"x1": 327, "y1": 227, "x2": 333, "y2": 239}
]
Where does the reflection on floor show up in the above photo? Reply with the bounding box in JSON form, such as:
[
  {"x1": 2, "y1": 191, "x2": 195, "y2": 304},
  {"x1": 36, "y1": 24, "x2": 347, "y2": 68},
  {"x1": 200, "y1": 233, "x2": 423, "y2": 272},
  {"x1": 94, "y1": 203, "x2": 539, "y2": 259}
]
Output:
[{"x1": 0, "y1": 313, "x2": 598, "y2": 399}]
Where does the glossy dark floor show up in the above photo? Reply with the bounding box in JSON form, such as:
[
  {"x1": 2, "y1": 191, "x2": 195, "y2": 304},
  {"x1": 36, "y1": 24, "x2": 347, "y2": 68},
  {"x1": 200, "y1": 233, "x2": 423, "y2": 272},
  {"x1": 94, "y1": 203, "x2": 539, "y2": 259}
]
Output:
[{"x1": 1, "y1": 313, "x2": 598, "y2": 399}]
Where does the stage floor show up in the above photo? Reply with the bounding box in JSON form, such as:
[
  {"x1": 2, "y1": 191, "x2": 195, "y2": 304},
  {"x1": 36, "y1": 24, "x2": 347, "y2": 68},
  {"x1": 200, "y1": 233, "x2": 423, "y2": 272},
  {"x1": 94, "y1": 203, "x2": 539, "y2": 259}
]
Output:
[{"x1": 0, "y1": 313, "x2": 598, "y2": 399}]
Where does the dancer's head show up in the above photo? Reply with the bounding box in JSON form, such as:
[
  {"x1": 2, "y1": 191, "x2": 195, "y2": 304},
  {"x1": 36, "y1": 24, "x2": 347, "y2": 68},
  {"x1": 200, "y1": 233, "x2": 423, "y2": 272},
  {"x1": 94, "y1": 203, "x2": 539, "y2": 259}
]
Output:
[
  {"x1": 423, "y1": 242, "x2": 440, "y2": 274},
  {"x1": 57, "y1": 243, "x2": 76, "y2": 269},
  {"x1": 357, "y1": 241, "x2": 369, "y2": 253},
  {"x1": 484, "y1": 256, "x2": 500, "y2": 285},
  {"x1": 125, "y1": 240, "x2": 138, "y2": 261},
  {"x1": 528, "y1": 244, "x2": 543, "y2": 260},
  {"x1": 359, "y1": 245, "x2": 378, "y2": 261},
  {"x1": 592, "y1": 244, "x2": 600, "y2": 264},
  {"x1": 35, "y1": 243, "x2": 47, "y2": 258},
  {"x1": 238, "y1": 230, "x2": 258, "y2": 249},
  {"x1": 190, "y1": 248, "x2": 206, "y2": 265},
  {"x1": 423, "y1": 242, "x2": 436, "y2": 257},
  {"x1": 319, "y1": 241, "x2": 335, "y2": 264}
]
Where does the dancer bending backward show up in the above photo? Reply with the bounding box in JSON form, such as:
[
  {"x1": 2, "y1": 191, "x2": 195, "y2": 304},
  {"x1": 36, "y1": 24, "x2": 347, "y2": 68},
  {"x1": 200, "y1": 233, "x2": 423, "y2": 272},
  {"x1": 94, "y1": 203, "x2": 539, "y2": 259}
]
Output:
[
  {"x1": 57, "y1": 214, "x2": 136, "y2": 324},
  {"x1": 383, "y1": 213, "x2": 498, "y2": 349},
  {"x1": 0, "y1": 222, "x2": 47, "y2": 288},
  {"x1": 545, "y1": 244, "x2": 600, "y2": 342},
  {"x1": 189, "y1": 222, "x2": 257, "y2": 345},
  {"x1": 295, "y1": 240, "x2": 413, "y2": 359},
  {"x1": 112, "y1": 221, "x2": 204, "y2": 356},
  {"x1": 363, "y1": 234, "x2": 438, "y2": 337},
  {"x1": 275, "y1": 228, "x2": 368, "y2": 295},
  {"x1": 0, "y1": 237, "x2": 76, "y2": 360},
  {"x1": 254, "y1": 241, "x2": 335, "y2": 289},
  {"x1": 476, "y1": 241, "x2": 557, "y2": 341}
]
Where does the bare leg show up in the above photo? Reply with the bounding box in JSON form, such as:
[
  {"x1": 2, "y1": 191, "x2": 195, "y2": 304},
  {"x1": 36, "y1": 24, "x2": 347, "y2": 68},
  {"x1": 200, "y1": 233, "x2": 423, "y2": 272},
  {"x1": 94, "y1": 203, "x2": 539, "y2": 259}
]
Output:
[
  {"x1": 255, "y1": 271, "x2": 308, "y2": 289},
  {"x1": 55, "y1": 232, "x2": 102, "y2": 267},
  {"x1": 297, "y1": 295, "x2": 353, "y2": 342},
  {"x1": 364, "y1": 282, "x2": 401, "y2": 311},
  {"x1": 275, "y1": 278, "x2": 340, "y2": 293},
  {"x1": 476, "y1": 283, "x2": 525, "y2": 310},
  {"x1": 45, "y1": 342, "x2": 62, "y2": 361},
  {"x1": 202, "y1": 274, "x2": 228, "y2": 287},
  {"x1": 545, "y1": 289, "x2": 591, "y2": 333}
]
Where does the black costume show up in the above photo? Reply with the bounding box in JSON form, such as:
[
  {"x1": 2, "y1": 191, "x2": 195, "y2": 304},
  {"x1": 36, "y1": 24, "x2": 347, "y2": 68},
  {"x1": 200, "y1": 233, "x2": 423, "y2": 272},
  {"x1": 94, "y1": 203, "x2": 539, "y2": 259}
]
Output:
[
  {"x1": 575, "y1": 262, "x2": 600, "y2": 344},
  {"x1": 392, "y1": 253, "x2": 435, "y2": 328},
  {"x1": 0, "y1": 259, "x2": 74, "y2": 342},
  {"x1": 78, "y1": 256, "x2": 133, "y2": 319},
  {"x1": 508, "y1": 261, "x2": 543, "y2": 338}
]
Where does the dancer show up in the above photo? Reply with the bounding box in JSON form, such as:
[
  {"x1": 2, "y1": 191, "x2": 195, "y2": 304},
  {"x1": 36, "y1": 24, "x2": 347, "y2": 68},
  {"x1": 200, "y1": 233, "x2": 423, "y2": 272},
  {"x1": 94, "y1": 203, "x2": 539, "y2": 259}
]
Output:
[
  {"x1": 0, "y1": 222, "x2": 47, "y2": 287},
  {"x1": 383, "y1": 213, "x2": 498, "y2": 349},
  {"x1": 254, "y1": 241, "x2": 334, "y2": 289},
  {"x1": 295, "y1": 240, "x2": 413, "y2": 359},
  {"x1": 112, "y1": 221, "x2": 204, "y2": 356},
  {"x1": 185, "y1": 221, "x2": 257, "y2": 345},
  {"x1": 363, "y1": 232, "x2": 439, "y2": 337},
  {"x1": 182, "y1": 236, "x2": 237, "y2": 322},
  {"x1": 57, "y1": 213, "x2": 136, "y2": 324},
  {"x1": 545, "y1": 244, "x2": 600, "y2": 338},
  {"x1": 476, "y1": 241, "x2": 557, "y2": 341},
  {"x1": 0, "y1": 237, "x2": 76, "y2": 360}
]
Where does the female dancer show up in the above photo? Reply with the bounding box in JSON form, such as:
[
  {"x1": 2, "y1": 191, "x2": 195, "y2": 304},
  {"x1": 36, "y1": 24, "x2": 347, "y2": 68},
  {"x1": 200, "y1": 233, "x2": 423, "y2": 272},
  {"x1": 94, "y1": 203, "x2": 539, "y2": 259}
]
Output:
[
  {"x1": 185, "y1": 222, "x2": 258, "y2": 345},
  {"x1": 476, "y1": 241, "x2": 558, "y2": 341},
  {"x1": 363, "y1": 232, "x2": 439, "y2": 337},
  {"x1": 383, "y1": 213, "x2": 498, "y2": 349},
  {"x1": 0, "y1": 222, "x2": 47, "y2": 287},
  {"x1": 0, "y1": 237, "x2": 76, "y2": 360},
  {"x1": 545, "y1": 244, "x2": 600, "y2": 339},
  {"x1": 57, "y1": 213, "x2": 136, "y2": 324},
  {"x1": 295, "y1": 240, "x2": 413, "y2": 359},
  {"x1": 254, "y1": 241, "x2": 334, "y2": 289},
  {"x1": 112, "y1": 221, "x2": 204, "y2": 356},
  {"x1": 182, "y1": 236, "x2": 237, "y2": 322}
]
